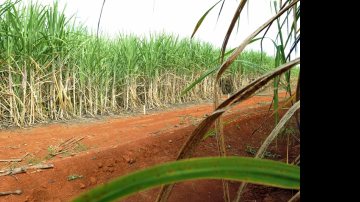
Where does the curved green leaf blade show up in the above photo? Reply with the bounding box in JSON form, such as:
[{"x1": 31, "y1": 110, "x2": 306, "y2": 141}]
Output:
[
  {"x1": 191, "y1": 0, "x2": 223, "y2": 38},
  {"x1": 180, "y1": 65, "x2": 218, "y2": 96},
  {"x1": 73, "y1": 157, "x2": 299, "y2": 202}
]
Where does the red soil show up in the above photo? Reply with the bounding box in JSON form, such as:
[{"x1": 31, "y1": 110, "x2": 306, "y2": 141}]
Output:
[{"x1": 0, "y1": 93, "x2": 299, "y2": 202}]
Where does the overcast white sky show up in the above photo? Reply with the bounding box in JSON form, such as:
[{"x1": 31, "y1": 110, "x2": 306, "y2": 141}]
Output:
[{"x1": 5, "y1": 0, "x2": 300, "y2": 56}]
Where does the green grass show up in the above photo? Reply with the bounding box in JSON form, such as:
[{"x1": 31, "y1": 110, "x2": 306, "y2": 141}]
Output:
[{"x1": 0, "y1": 1, "x2": 284, "y2": 127}]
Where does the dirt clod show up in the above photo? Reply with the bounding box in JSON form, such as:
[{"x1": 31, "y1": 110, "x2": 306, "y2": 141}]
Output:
[
  {"x1": 79, "y1": 183, "x2": 86, "y2": 189},
  {"x1": 122, "y1": 153, "x2": 136, "y2": 164},
  {"x1": 106, "y1": 167, "x2": 115, "y2": 173},
  {"x1": 90, "y1": 177, "x2": 97, "y2": 184}
]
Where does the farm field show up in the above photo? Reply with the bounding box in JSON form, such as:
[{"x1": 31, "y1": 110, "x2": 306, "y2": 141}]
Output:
[
  {"x1": 1, "y1": 1, "x2": 300, "y2": 201},
  {"x1": 0, "y1": 93, "x2": 299, "y2": 202},
  {"x1": 0, "y1": 1, "x2": 279, "y2": 128}
]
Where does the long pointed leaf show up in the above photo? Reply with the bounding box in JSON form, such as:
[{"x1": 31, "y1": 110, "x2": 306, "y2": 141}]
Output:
[
  {"x1": 218, "y1": 58, "x2": 299, "y2": 109},
  {"x1": 73, "y1": 157, "x2": 299, "y2": 202},
  {"x1": 216, "y1": 0, "x2": 299, "y2": 82},
  {"x1": 191, "y1": 0, "x2": 223, "y2": 38},
  {"x1": 180, "y1": 65, "x2": 218, "y2": 96},
  {"x1": 216, "y1": 0, "x2": 226, "y2": 22},
  {"x1": 220, "y1": 0, "x2": 248, "y2": 61}
]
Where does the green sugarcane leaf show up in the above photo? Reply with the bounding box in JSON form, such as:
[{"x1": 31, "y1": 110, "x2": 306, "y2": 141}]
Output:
[
  {"x1": 191, "y1": 0, "x2": 223, "y2": 38},
  {"x1": 73, "y1": 157, "x2": 299, "y2": 202}
]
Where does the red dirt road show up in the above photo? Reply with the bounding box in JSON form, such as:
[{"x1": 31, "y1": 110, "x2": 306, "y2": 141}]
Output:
[{"x1": 0, "y1": 94, "x2": 299, "y2": 202}]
